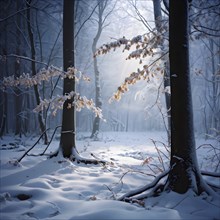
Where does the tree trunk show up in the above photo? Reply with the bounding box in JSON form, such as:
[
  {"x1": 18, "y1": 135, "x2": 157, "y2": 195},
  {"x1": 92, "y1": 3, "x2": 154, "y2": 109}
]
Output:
[
  {"x1": 60, "y1": 0, "x2": 75, "y2": 158},
  {"x1": 152, "y1": 0, "x2": 171, "y2": 144},
  {"x1": 165, "y1": 0, "x2": 212, "y2": 195},
  {"x1": 0, "y1": 93, "x2": 7, "y2": 137},
  {"x1": 0, "y1": 16, "x2": 8, "y2": 137},
  {"x1": 15, "y1": 0, "x2": 22, "y2": 137},
  {"x1": 90, "y1": 1, "x2": 103, "y2": 138},
  {"x1": 163, "y1": 61, "x2": 171, "y2": 143},
  {"x1": 90, "y1": 56, "x2": 102, "y2": 138},
  {"x1": 26, "y1": 0, "x2": 48, "y2": 144},
  {"x1": 59, "y1": 0, "x2": 105, "y2": 165},
  {"x1": 210, "y1": 39, "x2": 219, "y2": 135}
]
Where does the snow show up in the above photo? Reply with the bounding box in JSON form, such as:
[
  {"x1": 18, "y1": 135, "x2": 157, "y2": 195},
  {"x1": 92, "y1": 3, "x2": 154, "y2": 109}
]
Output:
[{"x1": 0, "y1": 132, "x2": 219, "y2": 220}]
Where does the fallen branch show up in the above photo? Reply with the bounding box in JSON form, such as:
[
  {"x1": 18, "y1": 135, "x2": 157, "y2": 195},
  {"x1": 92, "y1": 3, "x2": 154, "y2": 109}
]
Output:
[
  {"x1": 72, "y1": 148, "x2": 107, "y2": 165},
  {"x1": 201, "y1": 170, "x2": 220, "y2": 178},
  {"x1": 48, "y1": 148, "x2": 107, "y2": 165},
  {"x1": 117, "y1": 169, "x2": 169, "y2": 201},
  {"x1": 206, "y1": 181, "x2": 220, "y2": 192},
  {"x1": 127, "y1": 183, "x2": 165, "y2": 202}
]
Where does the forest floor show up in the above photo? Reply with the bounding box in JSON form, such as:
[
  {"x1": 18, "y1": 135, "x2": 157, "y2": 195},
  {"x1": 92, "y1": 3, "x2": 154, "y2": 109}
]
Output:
[{"x1": 0, "y1": 132, "x2": 219, "y2": 219}]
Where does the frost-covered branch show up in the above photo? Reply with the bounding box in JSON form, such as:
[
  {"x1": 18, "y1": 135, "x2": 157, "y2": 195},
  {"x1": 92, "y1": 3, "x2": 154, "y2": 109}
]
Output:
[
  {"x1": 117, "y1": 169, "x2": 169, "y2": 201},
  {"x1": 1, "y1": 66, "x2": 90, "y2": 90},
  {"x1": 109, "y1": 52, "x2": 168, "y2": 102},
  {"x1": 94, "y1": 29, "x2": 168, "y2": 102},
  {"x1": 94, "y1": 32, "x2": 165, "y2": 59},
  {"x1": 34, "y1": 91, "x2": 104, "y2": 119},
  {"x1": 1, "y1": 65, "x2": 103, "y2": 119}
]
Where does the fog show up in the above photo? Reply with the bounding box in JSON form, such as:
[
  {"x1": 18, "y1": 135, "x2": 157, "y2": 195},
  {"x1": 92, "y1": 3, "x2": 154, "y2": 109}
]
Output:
[{"x1": 0, "y1": 0, "x2": 219, "y2": 138}]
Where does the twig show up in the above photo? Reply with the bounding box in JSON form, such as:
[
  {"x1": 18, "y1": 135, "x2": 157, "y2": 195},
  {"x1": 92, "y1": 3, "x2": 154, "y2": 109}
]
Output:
[
  {"x1": 1, "y1": 54, "x2": 48, "y2": 67},
  {"x1": 150, "y1": 138, "x2": 169, "y2": 171},
  {"x1": 17, "y1": 128, "x2": 50, "y2": 163},
  {"x1": 150, "y1": 164, "x2": 164, "y2": 173},
  {"x1": 40, "y1": 125, "x2": 61, "y2": 155},
  {"x1": 146, "y1": 164, "x2": 157, "y2": 174},
  {"x1": 155, "y1": 147, "x2": 165, "y2": 171},
  {"x1": 197, "y1": 143, "x2": 219, "y2": 151},
  {"x1": 110, "y1": 169, "x2": 157, "y2": 200},
  {"x1": 0, "y1": 7, "x2": 29, "y2": 22},
  {"x1": 103, "y1": 184, "x2": 117, "y2": 200},
  {"x1": 154, "y1": 140, "x2": 170, "y2": 154},
  {"x1": 75, "y1": 3, "x2": 99, "y2": 38},
  {"x1": 28, "y1": 126, "x2": 62, "y2": 157}
]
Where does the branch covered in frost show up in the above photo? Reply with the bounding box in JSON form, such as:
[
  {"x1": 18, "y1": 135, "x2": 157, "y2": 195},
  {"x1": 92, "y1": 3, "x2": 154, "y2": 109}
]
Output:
[
  {"x1": 34, "y1": 91, "x2": 104, "y2": 119},
  {"x1": 109, "y1": 52, "x2": 168, "y2": 102},
  {"x1": 1, "y1": 65, "x2": 103, "y2": 119},
  {"x1": 117, "y1": 169, "x2": 169, "y2": 201},
  {"x1": 94, "y1": 32, "x2": 165, "y2": 62},
  {"x1": 94, "y1": 30, "x2": 168, "y2": 102},
  {"x1": 74, "y1": 94, "x2": 104, "y2": 119},
  {"x1": 1, "y1": 66, "x2": 90, "y2": 90}
]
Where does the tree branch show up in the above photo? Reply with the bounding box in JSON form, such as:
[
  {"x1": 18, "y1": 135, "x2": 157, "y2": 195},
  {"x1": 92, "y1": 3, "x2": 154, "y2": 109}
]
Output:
[
  {"x1": 17, "y1": 128, "x2": 50, "y2": 163},
  {"x1": 0, "y1": 7, "x2": 29, "y2": 22},
  {"x1": 201, "y1": 171, "x2": 220, "y2": 178},
  {"x1": 1, "y1": 54, "x2": 48, "y2": 67},
  {"x1": 117, "y1": 169, "x2": 169, "y2": 201},
  {"x1": 75, "y1": 3, "x2": 99, "y2": 38}
]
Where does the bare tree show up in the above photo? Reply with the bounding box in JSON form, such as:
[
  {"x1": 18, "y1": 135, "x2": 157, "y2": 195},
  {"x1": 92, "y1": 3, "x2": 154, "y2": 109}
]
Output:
[
  {"x1": 15, "y1": 0, "x2": 22, "y2": 137},
  {"x1": 58, "y1": 0, "x2": 105, "y2": 165},
  {"x1": 90, "y1": 0, "x2": 115, "y2": 138},
  {"x1": 0, "y1": 0, "x2": 63, "y2": 138},
  {"x1": 90, "y1": 1, "x2": 104, "y2": 138},
  {"x1": 152, "y1": 0, "x2": 171, "y2": 143},
  {"x1": 118, "y1": 0, "x2": 217, "y2": 201},
  {"x1": 0, "y1": 1, "x2": 10, "y2": 137},
  {"x1": 26, "y1": 0, "x2": 48, "y2": 144}
]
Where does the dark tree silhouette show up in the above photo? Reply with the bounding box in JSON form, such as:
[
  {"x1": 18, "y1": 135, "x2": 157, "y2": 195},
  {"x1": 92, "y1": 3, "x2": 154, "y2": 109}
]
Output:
[
  {"x1": 164, "y1": 0, "x2": 211, "y2": 194},
  {"x1": 152, "y1": 0, "x2": 171, "y2": 143},
  {"x1": 118, "y1": 0, "x2": 217, "y2": 201},
  {"x1": 60, "y1": 0, "x2": 75, "y2": 158},
  {"x1": 26, "y1": 0, "x2": 48, "y2": 144},
  {"x1": 58, "y1": 0, "x2": 105, "y2": 164}
]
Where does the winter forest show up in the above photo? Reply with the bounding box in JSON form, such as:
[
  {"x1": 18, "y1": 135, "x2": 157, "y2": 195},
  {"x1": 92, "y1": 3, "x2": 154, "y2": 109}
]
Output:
[{"x1": 0, "y1": 0, "x2": 220, "y2": 219}]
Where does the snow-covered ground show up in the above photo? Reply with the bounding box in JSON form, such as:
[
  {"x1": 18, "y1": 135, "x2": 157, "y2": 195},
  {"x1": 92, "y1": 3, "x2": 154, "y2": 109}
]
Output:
[{"x1": 0, "y1": 132, "x2": 219, "y2": 220}]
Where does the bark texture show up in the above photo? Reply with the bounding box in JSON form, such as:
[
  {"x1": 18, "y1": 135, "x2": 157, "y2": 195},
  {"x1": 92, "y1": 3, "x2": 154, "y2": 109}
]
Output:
[
  {"x1": 60, "y1": 0, "x2": 75, "y2": 158},
  {"x1": 166, "y1": 0, "x2": 205, "y2": 194}
]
